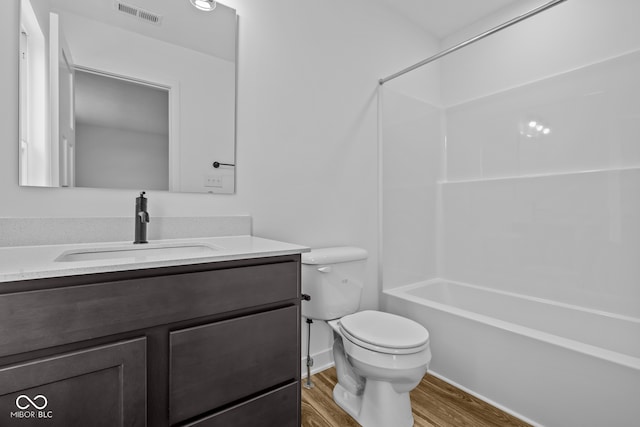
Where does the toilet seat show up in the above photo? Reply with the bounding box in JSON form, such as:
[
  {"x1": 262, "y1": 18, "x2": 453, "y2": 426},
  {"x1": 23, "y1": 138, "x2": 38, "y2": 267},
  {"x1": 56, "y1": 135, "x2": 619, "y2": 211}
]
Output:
[{"x1": 339, "y1": 310, "x2": 429, "y2": 355}]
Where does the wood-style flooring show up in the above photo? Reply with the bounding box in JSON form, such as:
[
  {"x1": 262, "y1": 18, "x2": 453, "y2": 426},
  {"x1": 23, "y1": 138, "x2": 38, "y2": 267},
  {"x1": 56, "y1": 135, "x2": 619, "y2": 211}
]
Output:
[{"x1": 301, "y1": 368, "x2": 531, "y2": 427}]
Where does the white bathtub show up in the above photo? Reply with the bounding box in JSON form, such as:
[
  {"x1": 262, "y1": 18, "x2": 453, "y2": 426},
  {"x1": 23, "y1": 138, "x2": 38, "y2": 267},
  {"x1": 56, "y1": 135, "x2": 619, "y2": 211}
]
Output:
[{"x1": 383, "y1": 279, "x2": 640, "y2": 427}]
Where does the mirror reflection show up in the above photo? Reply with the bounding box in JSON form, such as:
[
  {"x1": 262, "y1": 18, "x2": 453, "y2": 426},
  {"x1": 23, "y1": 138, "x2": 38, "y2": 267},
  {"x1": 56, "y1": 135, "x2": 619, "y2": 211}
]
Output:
[{"x1": 18, "y1": 0, "x2": 237, "y2": 193}]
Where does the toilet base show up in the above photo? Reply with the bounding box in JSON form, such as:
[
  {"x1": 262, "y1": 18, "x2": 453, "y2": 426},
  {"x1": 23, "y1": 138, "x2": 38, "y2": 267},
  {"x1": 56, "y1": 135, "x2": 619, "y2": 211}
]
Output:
[{"x1": 333, "y1": 380, "x2": 414, "y2": 427}]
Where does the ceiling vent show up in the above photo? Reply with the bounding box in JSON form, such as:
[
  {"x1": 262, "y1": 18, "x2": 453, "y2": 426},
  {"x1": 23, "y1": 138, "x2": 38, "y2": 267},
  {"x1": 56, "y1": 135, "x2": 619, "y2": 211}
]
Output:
[{"x1": 114, "y1": 1, "x2": 163, "y2": 26}]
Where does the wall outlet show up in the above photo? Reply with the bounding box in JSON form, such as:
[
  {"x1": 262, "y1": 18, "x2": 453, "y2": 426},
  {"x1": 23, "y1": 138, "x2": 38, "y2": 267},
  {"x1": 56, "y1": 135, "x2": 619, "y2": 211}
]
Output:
[{"x1": 204, "y1": 175, "x2": 223, "y2": 188}]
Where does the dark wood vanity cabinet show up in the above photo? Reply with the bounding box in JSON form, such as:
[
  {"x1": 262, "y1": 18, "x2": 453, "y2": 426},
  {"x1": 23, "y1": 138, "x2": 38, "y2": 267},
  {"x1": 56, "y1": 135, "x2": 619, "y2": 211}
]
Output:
[{"x1": 0, "y1": 255, "x2": 302, "y2": 427}]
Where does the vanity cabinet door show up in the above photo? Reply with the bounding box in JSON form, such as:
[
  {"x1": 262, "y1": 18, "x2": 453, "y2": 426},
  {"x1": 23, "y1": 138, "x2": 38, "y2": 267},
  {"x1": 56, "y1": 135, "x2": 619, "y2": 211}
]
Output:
[
  {"x1": 0, "y1": 338, "x2": 146, "y2": 427},
  {"x1": 169, "y1": 306, "x2": 299, "y2": 425}
]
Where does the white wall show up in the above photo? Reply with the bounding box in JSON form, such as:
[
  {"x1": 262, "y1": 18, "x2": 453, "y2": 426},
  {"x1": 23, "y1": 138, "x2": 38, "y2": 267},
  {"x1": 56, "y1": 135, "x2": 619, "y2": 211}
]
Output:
[
  {"x1": 1, "y1": 0, "x2": 438, "y2": 367},
  {"x1": 439, "y1": 0, "x2": 640, "y2": 316}
]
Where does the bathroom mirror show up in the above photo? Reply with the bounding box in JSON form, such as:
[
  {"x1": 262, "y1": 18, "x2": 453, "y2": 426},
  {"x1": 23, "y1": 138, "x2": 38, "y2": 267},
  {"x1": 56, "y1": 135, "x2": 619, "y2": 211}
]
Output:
[{"x1": 18, "y1": 0, "x2": 237, "y2": 193}]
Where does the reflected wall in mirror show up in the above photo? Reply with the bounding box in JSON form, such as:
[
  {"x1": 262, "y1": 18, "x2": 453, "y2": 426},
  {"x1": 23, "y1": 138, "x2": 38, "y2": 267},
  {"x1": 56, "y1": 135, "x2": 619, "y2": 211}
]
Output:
[{"x1": 18, "y1": 0, "x2": 237, "y2": 193}]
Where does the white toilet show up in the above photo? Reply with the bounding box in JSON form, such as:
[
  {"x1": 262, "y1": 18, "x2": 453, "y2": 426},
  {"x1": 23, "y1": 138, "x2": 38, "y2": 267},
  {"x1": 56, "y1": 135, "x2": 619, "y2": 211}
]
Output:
[{"x1": 301, "y1": 247, "x2": 431, "y2": 427}]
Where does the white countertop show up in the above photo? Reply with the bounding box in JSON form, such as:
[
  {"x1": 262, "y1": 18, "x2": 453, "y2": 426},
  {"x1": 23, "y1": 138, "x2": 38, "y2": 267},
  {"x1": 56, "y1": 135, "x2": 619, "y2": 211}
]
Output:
[{"x1": 0, "y1": 235, "x2": 309, "y2": 283}]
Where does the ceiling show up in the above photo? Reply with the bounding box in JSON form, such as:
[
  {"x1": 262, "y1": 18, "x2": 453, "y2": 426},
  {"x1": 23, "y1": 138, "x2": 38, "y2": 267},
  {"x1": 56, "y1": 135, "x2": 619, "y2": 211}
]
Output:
[{"x1": 374, "y1": 0, "x2": 521, "y2": 39}]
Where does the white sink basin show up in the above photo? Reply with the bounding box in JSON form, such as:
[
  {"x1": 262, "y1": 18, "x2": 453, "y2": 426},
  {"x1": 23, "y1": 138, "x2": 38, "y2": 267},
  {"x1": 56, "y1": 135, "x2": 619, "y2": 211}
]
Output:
[{"x1": 55, "y1": 243, "x2": 221, "y2": 262}]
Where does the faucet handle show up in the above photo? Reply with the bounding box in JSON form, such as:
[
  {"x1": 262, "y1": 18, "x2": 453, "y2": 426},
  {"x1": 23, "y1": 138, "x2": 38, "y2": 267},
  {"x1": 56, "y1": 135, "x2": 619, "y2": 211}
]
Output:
[{"x1": 138, "y1": 211, "x2": 150, "y2": 223}]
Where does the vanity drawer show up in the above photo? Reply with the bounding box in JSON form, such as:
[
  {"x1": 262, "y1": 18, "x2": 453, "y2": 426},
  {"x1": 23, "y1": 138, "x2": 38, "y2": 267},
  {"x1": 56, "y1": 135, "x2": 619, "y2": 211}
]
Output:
[
  {"x1": 169, "y1": 306, "x2": 299, "y2": 424},
  {"x1": 182, "y1": 383, "x2": 299, "y2": 427},
  {"x1": 0, "y1": 260, "x2": 299, "y2": 358}
]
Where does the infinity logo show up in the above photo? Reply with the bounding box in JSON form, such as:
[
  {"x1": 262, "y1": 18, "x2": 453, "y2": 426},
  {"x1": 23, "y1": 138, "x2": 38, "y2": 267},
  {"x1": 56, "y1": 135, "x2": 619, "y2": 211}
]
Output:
[{"x1": 15, "y1": 395, "x2": 48, "y2": 410}]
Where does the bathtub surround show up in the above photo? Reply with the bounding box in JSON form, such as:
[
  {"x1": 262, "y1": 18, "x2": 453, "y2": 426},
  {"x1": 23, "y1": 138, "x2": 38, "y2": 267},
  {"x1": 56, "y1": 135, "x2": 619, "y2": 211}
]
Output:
[
  {"x1": 439, "y1": 49, "x2": 640, "y2": 317},
  {"x1": 380, "y1": 1, "x2": 640, "y2": 426},
  {"x1": 441, "y1": 166, "x2": 640, "y2": 317},
  {"x1": 382, "y1": 0, "x2": 640, "y2": 301}
]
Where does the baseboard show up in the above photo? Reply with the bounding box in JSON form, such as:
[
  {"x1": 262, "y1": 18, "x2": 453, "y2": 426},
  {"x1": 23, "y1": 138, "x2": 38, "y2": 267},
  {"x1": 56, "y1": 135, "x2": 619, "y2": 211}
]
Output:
[{"x1": 301, "y1": 347, "x2": 334, "y2": 379}]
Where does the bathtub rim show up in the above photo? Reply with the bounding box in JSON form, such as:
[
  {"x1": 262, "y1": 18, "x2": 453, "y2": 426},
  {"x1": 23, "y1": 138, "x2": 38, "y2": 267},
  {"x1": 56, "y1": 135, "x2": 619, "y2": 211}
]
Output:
[{"x1": 383, "y1": 278, "x2": 640, "y2": 371}]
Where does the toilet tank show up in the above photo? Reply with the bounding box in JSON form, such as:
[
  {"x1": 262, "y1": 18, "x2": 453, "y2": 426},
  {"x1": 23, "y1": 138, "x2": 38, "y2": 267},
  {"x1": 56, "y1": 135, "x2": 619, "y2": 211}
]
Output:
[{"x1": 301, "y1": 247, "x2": 368, "y2": 320}]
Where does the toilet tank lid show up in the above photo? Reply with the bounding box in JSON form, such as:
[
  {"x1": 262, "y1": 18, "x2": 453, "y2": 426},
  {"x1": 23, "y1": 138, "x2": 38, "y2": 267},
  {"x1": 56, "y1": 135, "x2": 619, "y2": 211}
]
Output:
[{"x1": 301, "y1": 247, "x2": 368, "y2": 265}]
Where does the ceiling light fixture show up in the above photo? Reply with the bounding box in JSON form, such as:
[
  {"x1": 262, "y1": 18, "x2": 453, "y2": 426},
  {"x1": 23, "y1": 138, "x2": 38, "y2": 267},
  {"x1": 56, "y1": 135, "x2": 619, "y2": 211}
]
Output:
[{"x1": 190, "y1": 0, "x2": 216, "y2": 12}]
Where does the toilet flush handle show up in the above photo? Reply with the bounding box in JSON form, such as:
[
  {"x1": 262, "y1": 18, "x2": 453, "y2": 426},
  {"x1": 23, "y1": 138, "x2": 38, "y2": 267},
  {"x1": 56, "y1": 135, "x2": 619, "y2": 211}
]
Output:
[{"x1": 317, "y1": 266, "x2": 332, "y2": 273}]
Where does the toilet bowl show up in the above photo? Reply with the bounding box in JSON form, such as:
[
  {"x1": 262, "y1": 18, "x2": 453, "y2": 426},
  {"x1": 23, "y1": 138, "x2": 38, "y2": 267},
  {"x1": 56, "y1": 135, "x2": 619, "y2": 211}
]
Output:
[
  {"x1": 328, "y1": 311, "x2": 431, "y2": 427},
  {"x1": 301, "y1": 247, "x2": 431, "y2": 427}
]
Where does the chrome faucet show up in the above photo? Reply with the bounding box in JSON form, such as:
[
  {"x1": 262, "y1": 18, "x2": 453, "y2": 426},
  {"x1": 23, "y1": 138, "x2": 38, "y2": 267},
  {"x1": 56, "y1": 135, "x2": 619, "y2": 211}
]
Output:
[{"x1": 134, "y1": 191, "x2": 149, "y2": 244}]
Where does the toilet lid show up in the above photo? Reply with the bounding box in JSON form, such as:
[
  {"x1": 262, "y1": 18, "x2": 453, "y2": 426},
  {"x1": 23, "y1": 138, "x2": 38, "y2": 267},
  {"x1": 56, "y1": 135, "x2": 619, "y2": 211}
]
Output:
[{"x1": 339, "y1": 310, "x2": 429, "y2": 353}]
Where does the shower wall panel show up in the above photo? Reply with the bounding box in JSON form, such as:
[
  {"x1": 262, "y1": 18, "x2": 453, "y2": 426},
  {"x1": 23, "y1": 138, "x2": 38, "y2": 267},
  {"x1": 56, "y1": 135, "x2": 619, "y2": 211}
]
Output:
[
  {"x1": 381, "y1": 89, "x2": 442, "y2": 290},
  {"x1": 441, "y1": 51, "x2": 640, "y2": 316}
]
